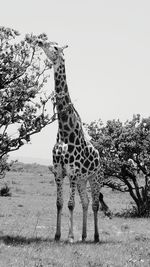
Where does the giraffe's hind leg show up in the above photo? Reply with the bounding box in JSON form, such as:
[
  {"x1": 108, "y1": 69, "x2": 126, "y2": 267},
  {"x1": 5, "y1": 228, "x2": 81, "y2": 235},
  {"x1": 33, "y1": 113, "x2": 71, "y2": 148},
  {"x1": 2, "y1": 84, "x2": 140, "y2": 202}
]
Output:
[
  {"x1": 54, "y1": 165, "x2": 64, "y2": 241},
  {"x1": 89, "y1": 178, "x2": 102, "y2": 242},
  {"x1": 68, "y1": 177, "x2": 76, "y2": 242},
  {"x1": 77, "y1": 180, "x2": 89, "y2": 241}
]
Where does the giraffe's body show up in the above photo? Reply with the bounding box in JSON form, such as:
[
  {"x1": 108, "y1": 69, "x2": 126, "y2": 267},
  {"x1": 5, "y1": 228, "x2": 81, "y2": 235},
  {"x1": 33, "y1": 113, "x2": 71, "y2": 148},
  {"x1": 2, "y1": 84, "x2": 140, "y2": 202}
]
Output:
[{"x1": 37, "y1": 41, "x2": 104, "y2": 242}]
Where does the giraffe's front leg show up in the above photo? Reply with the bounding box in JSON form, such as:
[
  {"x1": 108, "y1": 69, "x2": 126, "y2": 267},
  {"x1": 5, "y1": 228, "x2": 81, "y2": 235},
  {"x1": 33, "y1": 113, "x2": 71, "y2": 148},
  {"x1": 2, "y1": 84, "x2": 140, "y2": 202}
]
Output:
[
  {"x1": 68, "y1": 178, "x2": 76, "y2": 242},
  {"x1": 55, "y1": 177, "x2": 64, "y2": 241},
  {"x1": 77, "y1": 180, "x2": 89, "y2": 241}
]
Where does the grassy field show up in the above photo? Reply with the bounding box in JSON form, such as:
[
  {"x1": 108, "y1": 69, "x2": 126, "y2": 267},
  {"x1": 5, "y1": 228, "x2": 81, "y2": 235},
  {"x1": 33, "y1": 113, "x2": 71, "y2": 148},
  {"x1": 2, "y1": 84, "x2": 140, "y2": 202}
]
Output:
[{"x1": 0, "y1": 163, "x2": 150, "y2": 267}]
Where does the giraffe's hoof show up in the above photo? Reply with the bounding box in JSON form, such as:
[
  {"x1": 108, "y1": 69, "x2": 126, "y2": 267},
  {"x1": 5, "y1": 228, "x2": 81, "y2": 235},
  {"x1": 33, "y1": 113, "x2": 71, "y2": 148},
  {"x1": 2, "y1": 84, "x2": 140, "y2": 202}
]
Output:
[
  {"x1": 68, "y1": 237, "x2": 74, "y2": 243},
  {"x1": 94, "y1": 234, "x2": 99, "y2": 243},
  {"x1": 54, "y1": 234, "x2": 61, "y2": 241},
  {"x1": 82, "y1": 234, "x2": 87, "y2": 242}
]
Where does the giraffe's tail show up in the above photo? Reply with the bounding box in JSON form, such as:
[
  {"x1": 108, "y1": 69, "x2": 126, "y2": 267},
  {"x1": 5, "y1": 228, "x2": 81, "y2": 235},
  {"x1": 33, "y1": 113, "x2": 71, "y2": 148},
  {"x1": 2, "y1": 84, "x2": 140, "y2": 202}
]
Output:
[{"x1": 99, "y1": 192, "x2": 113, "y2": 219}]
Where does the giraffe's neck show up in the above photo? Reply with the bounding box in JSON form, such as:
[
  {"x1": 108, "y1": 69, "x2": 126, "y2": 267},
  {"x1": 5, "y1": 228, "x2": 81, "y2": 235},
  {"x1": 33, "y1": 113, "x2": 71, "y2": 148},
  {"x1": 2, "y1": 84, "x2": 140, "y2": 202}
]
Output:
[
  {"x1": 53, "y1": 59, "x2": 83, "y2": 143},
  {"x1": 53, "y1": 59, "x2": 71, "y2": 111}
]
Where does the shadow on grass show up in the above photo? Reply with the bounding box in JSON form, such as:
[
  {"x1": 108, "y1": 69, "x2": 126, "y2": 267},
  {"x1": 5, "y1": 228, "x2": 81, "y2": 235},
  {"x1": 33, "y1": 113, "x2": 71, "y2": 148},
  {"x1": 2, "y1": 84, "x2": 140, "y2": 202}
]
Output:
[
  {"x1": 0, "y1": 234, "x2": 123, "y2": 246},
  {"x1": 0, "y1": 235, "x2": 54, "y2": 246}
]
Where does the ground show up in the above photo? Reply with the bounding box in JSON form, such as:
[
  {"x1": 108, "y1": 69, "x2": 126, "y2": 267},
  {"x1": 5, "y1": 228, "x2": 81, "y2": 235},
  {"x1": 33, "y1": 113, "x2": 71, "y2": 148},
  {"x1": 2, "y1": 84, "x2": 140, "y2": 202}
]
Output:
[{"x1": 0, "y1": 162, "x2": 150, "y2": 267}]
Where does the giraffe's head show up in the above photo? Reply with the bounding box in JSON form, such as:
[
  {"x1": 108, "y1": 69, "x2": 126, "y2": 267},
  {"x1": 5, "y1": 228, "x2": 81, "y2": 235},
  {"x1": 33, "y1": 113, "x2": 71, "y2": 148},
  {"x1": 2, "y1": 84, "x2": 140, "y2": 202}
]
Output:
[{"x1": 36, "y1": 39, "x2": 68, "y2": 64}]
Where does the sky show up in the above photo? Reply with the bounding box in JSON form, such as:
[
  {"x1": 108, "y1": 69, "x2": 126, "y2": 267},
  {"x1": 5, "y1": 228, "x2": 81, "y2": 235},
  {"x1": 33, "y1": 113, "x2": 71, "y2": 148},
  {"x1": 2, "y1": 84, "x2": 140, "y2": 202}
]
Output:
[{"x1": 2, "y1": 0, "x2": 150, "y2": 164}]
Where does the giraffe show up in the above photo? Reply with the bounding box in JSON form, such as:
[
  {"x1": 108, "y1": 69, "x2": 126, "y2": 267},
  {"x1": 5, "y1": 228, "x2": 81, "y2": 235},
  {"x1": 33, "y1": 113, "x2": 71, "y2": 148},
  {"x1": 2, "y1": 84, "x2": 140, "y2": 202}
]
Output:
[{"x1": 37, "y1": 40, "x2": 105, "y2": 242}]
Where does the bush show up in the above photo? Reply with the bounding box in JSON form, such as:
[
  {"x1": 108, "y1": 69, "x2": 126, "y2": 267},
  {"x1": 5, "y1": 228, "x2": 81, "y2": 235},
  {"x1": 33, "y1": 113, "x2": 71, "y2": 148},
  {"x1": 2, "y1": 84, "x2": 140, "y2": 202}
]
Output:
[
  {"x1": 0, "y1": 184, "x2": 11, "y2": 197},
  {"x1": 0, "y1": 27, "x2": 56, "y2": 176},
  {"x1": 86, "y1": 115, "x2": 150, "y2": 216}
]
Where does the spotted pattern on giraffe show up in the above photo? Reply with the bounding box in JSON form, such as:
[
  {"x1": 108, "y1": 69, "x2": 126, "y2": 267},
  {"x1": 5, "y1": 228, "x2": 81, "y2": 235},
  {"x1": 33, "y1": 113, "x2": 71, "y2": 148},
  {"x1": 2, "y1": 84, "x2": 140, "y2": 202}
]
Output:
[{"x1": 37, "y1": 40, "x2": 105, "y2": 242}]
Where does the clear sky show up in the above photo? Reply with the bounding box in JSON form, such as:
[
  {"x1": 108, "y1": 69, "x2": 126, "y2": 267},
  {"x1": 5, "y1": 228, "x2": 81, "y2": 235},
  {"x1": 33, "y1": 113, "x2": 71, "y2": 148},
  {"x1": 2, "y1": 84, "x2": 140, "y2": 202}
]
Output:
[{"x1": 2, "y1": 0, "x2": 150, "y2": 164}]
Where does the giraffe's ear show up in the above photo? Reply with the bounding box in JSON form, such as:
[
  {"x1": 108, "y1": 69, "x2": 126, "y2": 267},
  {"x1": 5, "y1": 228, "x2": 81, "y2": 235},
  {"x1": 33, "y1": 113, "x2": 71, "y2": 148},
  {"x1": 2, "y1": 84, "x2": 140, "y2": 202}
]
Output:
[
  {"x1": 62, "y1": 45, "x2": 68, "y2": 52},
  {"x1": 58, "y1": 45, "x2": 68, "y2": 55}
]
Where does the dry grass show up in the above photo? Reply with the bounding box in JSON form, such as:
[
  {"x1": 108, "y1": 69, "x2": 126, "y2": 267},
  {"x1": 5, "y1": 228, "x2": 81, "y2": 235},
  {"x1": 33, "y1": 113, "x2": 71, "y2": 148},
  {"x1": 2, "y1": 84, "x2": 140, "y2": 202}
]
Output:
[{"x1": 0, "y1": 164, "x2": 150, "y2": 266}]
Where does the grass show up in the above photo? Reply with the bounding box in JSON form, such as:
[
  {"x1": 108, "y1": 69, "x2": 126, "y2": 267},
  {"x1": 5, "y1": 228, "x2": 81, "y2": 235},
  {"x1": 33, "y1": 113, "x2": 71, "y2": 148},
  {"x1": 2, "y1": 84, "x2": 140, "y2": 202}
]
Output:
[{"x1": 0, "y1": 163, "x2": 150, "y2": 266}]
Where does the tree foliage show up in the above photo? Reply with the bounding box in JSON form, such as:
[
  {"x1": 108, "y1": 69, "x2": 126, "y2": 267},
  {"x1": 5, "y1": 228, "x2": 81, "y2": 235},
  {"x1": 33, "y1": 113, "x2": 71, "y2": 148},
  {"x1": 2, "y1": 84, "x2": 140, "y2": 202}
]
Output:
[
  {"x1": 0, "y1": 27, "x2": 55, "y2": 177},
  {"x1": 86, "y1": 115, "x2": 150, "y2": 216}
]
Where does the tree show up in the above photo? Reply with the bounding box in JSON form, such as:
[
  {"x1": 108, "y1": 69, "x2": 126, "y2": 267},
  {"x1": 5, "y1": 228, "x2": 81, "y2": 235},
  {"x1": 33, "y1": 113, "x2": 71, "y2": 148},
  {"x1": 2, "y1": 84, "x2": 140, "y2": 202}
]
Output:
[
  {"x1": 0, "y1": 27, "x2": 56, "y2": 177},
  {"x1": 86, "y1": 115, "x2": 150, "y2": 216}
]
